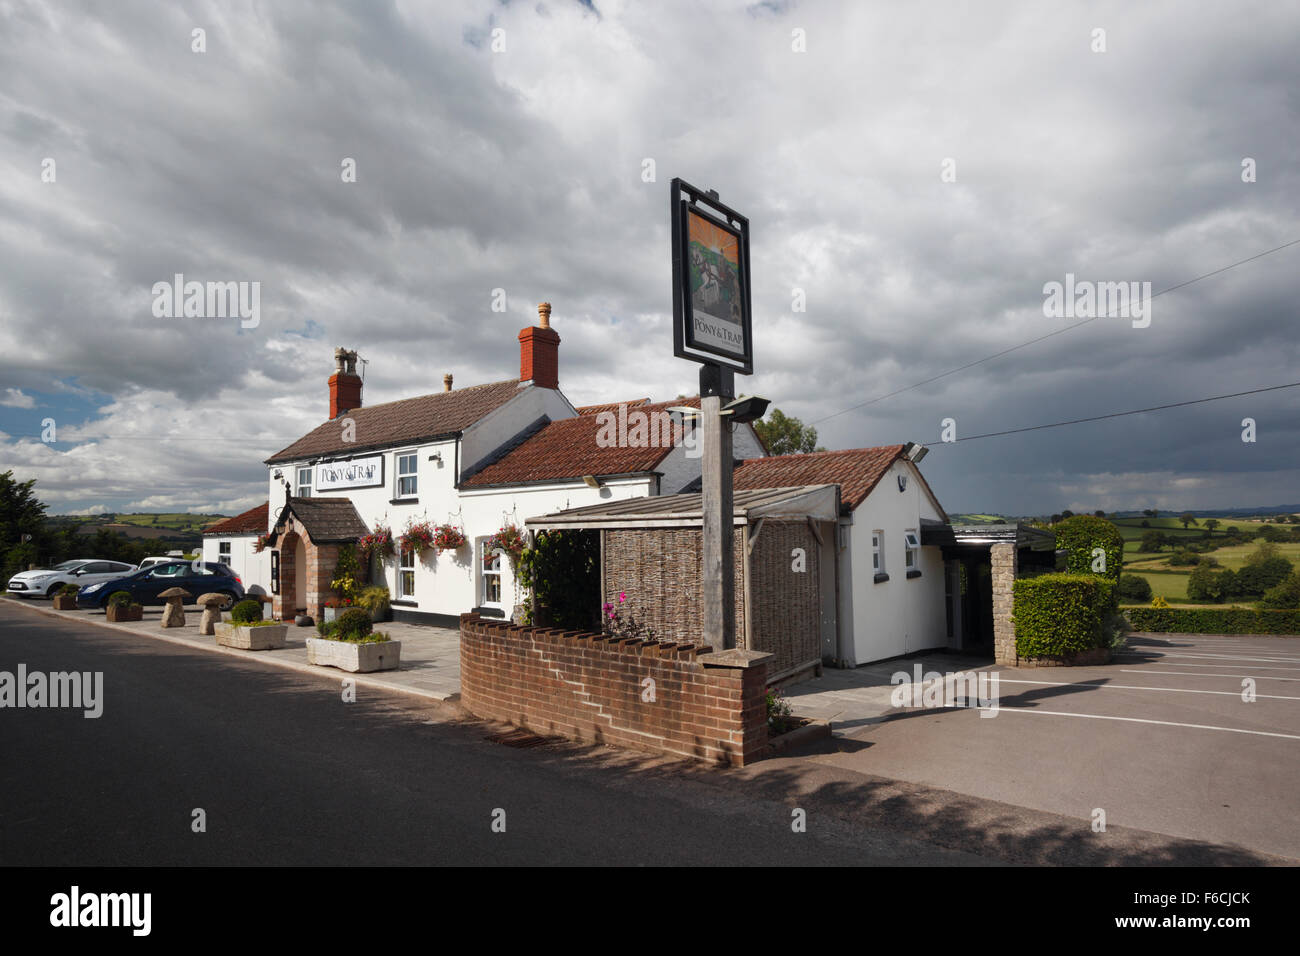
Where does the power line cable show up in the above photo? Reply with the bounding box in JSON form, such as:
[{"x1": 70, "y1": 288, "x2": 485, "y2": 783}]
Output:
[
  {"x1": 811, "y1": 237, "x2": 1300, "y2": 426},
  {"x1": 925, "y1": 380, "x2": 1300, "y2": 446}
]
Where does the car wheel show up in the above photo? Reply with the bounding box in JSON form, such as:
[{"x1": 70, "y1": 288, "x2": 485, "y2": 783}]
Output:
[
  {"x1": 46, "y1": 583, "x2": 61, "y2": 598},
  {"x1": 218, "y1": 592, "x2": 237, "y2": 612}
]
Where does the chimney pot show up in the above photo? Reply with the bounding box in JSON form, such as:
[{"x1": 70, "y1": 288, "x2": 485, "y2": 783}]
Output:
[
  {"x1": 519, "y1": 303, "x2": 560, "y2": 389},
  {"x1": 328, "y1": 347, "x2": 363, "y2": 418},
  {"x1": 444, "y1": 373, "x2": 453, "y2": 392}
]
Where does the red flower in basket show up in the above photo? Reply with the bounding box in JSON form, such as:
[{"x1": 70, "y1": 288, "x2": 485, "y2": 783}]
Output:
[
  {"x1": 432, "y1": 524, "x2": 466, "y2": 552},
  {"x1": 398, "y1": 520, "x2": 436, "y2": 553}
]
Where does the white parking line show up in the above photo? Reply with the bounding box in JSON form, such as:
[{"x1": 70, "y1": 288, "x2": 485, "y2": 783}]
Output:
[
  {"x1": 998, "y1": 678, "x2": 1300, "y2": 701},
  {"x1": 1121, "y1": 669, "x2": 1300, "y2": 682},
  {"x1": 1119, "y1": 652, "x2": 1300, "y2": 667},
  {"x1": 1119, "y1": 659, "x2": 1300, "y2": 673},
  {"x1": 996, "y1": 708, "x2": 1300, "y2": 740}
]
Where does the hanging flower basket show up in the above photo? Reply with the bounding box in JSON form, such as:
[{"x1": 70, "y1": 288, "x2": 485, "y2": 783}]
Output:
[
  {"x1": 398, "y1": 520, "x2": 436, "y2": 553},
  {"x1": 433, "y1": 524, "x2": 466, "y2": 552},
  {"x1": 253, "y1": 533, "x2": 270, "y2": 553},
  {"x1": 358, "y1": 526, "x2": 395, "y2": 560},
  {"x1": 487, "y1": 524, "x2": 526, "y2": 560}
]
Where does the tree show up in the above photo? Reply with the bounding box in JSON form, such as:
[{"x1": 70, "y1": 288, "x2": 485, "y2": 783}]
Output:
[
  {"x1": 1179, "y1": 512, "x2": 1198, "y2": 529},
  {"x1": 1094, "y1": 510, "x2": 1106, "y2": 518},
  {"x1": 753, "y1": 408, "x2": 823, "y2": 456},
  {"x1": 1139, "y1": 530, "x2": 1167, "y2": 553},
  {"x1": 1203, "y1": 518, "x2": 1220, "y2": 534}
]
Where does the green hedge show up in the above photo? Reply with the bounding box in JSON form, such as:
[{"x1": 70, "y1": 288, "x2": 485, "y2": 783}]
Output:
[
  {"x1": 1126, "y1": 607, "x2": 1300, "y2": 635},
  {"x1": 1052, "y1": 515, "x2": 1124, "y2": 583},
  {"x1": 1013, "y1": 573, "x2": 1116, "y2": 657},
  {"x1": 230, "y1": 599, "x2": 263, "y2": 624}
]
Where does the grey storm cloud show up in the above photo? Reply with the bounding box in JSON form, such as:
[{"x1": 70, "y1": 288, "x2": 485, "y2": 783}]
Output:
[{"x1": 0, "y1": 0, "x2": 1296, "y2": 516}]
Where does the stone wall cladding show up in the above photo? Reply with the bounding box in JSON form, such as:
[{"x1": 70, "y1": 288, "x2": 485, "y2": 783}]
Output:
[
  {"x1": 991, "y1": 542, "x2": 1018, "y2": 666},
  {"x1": 459, "y1": 613, "x2": 769, "y2": 767}
]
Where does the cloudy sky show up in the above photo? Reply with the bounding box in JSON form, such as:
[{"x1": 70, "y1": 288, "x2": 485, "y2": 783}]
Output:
[{"x1": 1, "y1": 0, "x2": 1297, "y2": 518}]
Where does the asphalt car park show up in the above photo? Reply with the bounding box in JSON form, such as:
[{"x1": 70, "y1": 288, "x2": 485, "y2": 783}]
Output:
[{"x1": 812, "y1": 634, "x2": 1300, "y2": 861}]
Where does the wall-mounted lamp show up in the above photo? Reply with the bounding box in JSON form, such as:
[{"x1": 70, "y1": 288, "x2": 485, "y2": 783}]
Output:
[
  {"x1": 428, "y1": 452, "x2": 442, "y2": 463},
  {"x1": 903, "y1": 441, "x2": 929, "y2": 464},
  {"x1": 273, "y1": 470, "x2": 283, "y2": 480},
  {"x1": 582, "y1": 474, "x2": 602, "y2": 489}
]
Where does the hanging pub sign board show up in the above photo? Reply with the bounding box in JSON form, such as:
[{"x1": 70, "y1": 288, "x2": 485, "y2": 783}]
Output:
[{"x1": 671, "y1": 178, "x2": 754, "y2": 374}]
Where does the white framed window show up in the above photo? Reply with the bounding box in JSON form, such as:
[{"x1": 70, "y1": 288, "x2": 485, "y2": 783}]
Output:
[
  {"x1": 904, "y1": 530, "x2": 920, "y2": 570},
  {"x1": 396, "y1": 452, "x2": 418, "y2": 498},
  {"x1": 398, "y1": 548, "x2": 415, "y2": 599},
  {"x1": 481, "y1": 542, "x2": 502, "y2": 607},
  {"x1": 218, "y1": 541, "x2": 232, "y2": 566},
  {"x1": 296, "y1": 467, "x2": 312, "y2": 498},
  {"x1": 872, "y1": 531, "x2": 884, "y2": 573}
]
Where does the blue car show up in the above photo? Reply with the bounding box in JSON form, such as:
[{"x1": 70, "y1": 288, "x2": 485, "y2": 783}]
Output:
[{"x1": 77, "y1": 560, "x2": 245, "y2": 611}]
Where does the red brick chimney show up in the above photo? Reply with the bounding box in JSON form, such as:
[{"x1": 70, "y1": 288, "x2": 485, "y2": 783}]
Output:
[
  {"x1": 518, "y1": 302, "x2": 560, "y2": 389},
  {"x1": 329, "y1": 348, "x2": 362, "y2": 418}
]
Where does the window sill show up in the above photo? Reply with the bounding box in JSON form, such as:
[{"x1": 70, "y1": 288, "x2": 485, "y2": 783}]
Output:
[
  {"x1": 906, "y1": 569, "x2": 922, "y2": 579},
  {"x1": 473, "y1": 605, "x2": 506, "y2": 618},
  {"x1": 390, "y1": 599, "x2": 418, "y2": 607},
  {"x1": 873, "y1": 572, "x2": 890, "y2": 583},
  {"x1": 390, "y1": 497, "x2": 418, "y2": 506}
]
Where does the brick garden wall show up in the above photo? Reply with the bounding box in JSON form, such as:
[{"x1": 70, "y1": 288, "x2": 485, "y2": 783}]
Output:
[{"x1": 460, "y1": 613, "x2": 771, "y2": 766}]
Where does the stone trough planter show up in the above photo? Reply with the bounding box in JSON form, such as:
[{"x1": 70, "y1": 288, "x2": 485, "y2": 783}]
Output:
[
  {"x1": 214, "y1": 621, "x2": 289, "y2": 651},
  {"x1": 52, "y1": 594, "x2": 79, "y2": 610},
  {"x1": 106, "y1": 604, "x2": 143, "y2": 623},
  {"x1": 306, "y1": 637, "x2": 401, "y2": 673}
]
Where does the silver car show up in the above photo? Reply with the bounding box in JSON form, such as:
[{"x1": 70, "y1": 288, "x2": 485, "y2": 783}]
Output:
[{"x1": 6, "y1": 559, "x2": 140, "y2": 599}]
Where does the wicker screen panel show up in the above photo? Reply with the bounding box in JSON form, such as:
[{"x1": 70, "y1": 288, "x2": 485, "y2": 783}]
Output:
[
  {"x1": 602, "y1": 528, "x2": 744, "y2": 644},
  {"x1": 749, "y1": 520, "x2": 821, "y2": 676}
]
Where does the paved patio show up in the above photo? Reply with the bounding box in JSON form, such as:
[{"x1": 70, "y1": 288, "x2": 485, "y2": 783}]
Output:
[
  {"x1": 781, "y1": 651, "x2": 1000, "y2": 735},
  {"x1": 9, "y1": 598, "x2": 462, "y2": 701}
]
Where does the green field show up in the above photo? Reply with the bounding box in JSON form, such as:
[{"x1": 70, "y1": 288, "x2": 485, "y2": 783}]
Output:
[{"x1": 1115, "y1": 515, "x2": 1298, "y2": 606}]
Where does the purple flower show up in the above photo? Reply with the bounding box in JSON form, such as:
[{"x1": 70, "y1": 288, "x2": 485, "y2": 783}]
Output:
[{"x1": 619, "y1": 592, "x2": 626, "y2": 603}]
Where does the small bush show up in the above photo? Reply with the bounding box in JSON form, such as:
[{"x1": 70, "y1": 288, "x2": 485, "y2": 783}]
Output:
[
  {"x1": 1261, "y1": 572, "x2": 1300, "y2": 610},
  {"x1": 336, "y1": 607, "x2": 373, "y2": 640},
  {"x1": 1168, "y1": 550, "x2": 1200, "y2": 567},
  {"x1": 231, "y1": 599, "x2": 263, "y2": 624},
  {"x1": 107, "y1": 591, "x2": 135, "y2": 608},
  {"x1": 1013, "y1": 573, "x2": 1115, "y2": 658},
  {"x1": 316, "y1": 619, "x2": 389, "y2": 643},
  {"x1": 58, "y1": 583, "x2": 81, "y2": 596},
  {"x1": 1115, "y1": 574, "x2": 1153, "y2": 602}
]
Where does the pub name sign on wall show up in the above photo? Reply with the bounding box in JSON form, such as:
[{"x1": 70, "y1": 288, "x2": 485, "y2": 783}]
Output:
[
  {"x1": 671, "y1": 178, "x2": 754, "y2": 376},
  {"x1": 314, "y1": 455, "x2": 384, "y2": 491}
]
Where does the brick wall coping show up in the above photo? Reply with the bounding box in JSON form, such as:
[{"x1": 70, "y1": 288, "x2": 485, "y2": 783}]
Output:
[
  {"x1": 701, "y1": 648, "x2": 774, "y2": 670},
  {"x1": 460, "y1": 612, "x2": 712, "y2": 661}
]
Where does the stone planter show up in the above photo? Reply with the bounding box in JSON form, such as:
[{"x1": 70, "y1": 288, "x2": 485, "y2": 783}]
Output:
[
  {"x1": 214, "y1": 621, "x2": 289, "y2": 651},
  {"x1": 306, "y1": 637, "x2": 401, "y2": 673},
  {"x1": 106, "y1": 604, "x2": 143, "y2": 623},
  {"x1": 52, "y1": 595, "x2": 79, "y2": 610},
  {"x1": 322, "y1": 606, "x2": 339, "y2": 623}
]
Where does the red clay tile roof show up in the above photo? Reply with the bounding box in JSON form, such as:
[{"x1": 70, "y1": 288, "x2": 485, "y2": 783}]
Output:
[
  {"x1": 203, "y1": 502, "x2": 269, "y2": 535},
  {"x1": 462, "y1": 398, "x2": 701, "y2": 487},
  {"x1": 734, "y1": 445, "x2": 915, "y2": 511},
  {"x1": 265, "y1": 379, "x2": 523, "y2": 465},
  {"x1": 270, "y1": 497, "x2": 370, "y2": 544},
  {"x1": 576, "y1": 398, "x2": 649, "y2": 415}
]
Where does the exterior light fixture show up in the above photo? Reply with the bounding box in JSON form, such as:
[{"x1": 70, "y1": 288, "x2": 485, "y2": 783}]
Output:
[
  {"x1": 582, "y1": 475, "x2": 602, "y2": 488},
  {"x1": 722, "y1": 395, "x2": 770, "y2": 424},
  {"x1": 903, "y1": 441, "x2": 929, "y2": 464}
]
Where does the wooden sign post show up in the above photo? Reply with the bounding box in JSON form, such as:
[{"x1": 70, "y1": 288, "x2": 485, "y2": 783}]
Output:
[{"x1": 671, "y1": 180, "x2": 753, "y2": 651}]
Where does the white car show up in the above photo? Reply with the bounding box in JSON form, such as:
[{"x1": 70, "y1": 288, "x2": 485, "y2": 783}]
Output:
[
  {"x1": 6, "y1": 559, "x2": 140, "y2": 599},
  {"x1": 138, "y1": 557, "x2": 177, "y2": 570}
]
